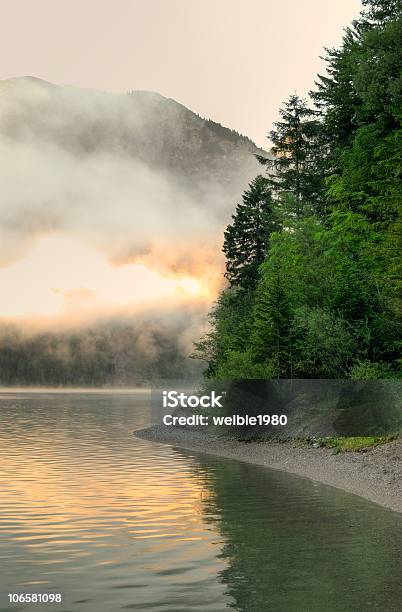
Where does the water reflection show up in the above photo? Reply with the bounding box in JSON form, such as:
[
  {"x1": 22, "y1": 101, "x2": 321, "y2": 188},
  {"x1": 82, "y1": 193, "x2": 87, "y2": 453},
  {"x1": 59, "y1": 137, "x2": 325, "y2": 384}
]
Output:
[
  {"x1": 0, "y1": 392, "x2": 401, "y2": 612},
  {"x1": 175, "y1": 449, "x2": 402, "y2": 611},
  {"x1": 0, "y1": 393, "x2": 231, "y2": 611}
]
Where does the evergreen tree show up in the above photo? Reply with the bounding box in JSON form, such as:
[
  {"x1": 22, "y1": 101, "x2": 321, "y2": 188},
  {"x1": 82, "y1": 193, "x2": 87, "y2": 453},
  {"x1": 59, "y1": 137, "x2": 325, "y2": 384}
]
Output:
[
  {"x1": 250, "y1": 265, "x2": 293, "y2": 377},
  {"x1": 192, "y1": 288, "x2": 255, "y2": 377},
  {"x1": 358, "y1": 0, "x2": 402, "y2": 28},
  {"x1": 311, "y1": 28, "x2": 361, "y2": 161},
  {"x1": 257, "y1": 95, "x2": 324, "y2": 216},
  {"x1": 193, "y1": 0, "x2": 401, "y2": 381},
  {"x1": 223, "y1": 175, "x2": 278, "y2": 290},
  {"x1": 312, "y1": 2, "x2": 401, "y2": 183}
]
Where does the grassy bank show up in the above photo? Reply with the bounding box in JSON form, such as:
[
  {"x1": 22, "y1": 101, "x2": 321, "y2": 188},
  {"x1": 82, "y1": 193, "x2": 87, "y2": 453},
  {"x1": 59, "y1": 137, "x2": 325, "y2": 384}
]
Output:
[{"x1": 303, "y1": 436, "x2": 398, "y2": 453}]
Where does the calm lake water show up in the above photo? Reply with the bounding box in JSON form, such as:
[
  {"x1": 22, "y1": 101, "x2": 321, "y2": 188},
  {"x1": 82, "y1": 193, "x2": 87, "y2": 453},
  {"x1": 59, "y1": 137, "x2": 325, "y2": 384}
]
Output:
[{"x1": 0, "y1": 391, "x2": 401, "y2": 612}]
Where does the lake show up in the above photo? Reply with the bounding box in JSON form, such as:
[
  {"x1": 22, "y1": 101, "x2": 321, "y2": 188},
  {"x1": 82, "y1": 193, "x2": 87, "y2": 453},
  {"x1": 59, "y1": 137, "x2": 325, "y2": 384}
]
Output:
[{"x1": 0, "y1": 391, "x2": 401, "y2": 611}]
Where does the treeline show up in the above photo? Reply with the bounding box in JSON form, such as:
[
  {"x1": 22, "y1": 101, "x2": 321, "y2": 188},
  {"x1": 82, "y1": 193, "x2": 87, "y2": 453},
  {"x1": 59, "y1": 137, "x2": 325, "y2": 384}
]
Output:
[
  {"x1": 0, "y1": 322, "x2": 201, "y2": 386},
  {"x1": 194, "y1": 0, "x2": 402, "y2": 380}
]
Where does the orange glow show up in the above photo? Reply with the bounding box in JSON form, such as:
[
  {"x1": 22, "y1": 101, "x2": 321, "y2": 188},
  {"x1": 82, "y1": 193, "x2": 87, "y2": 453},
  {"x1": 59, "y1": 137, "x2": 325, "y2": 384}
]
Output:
[{"x1": 0, "y1": 234, "x2": 215, "y2": 321}]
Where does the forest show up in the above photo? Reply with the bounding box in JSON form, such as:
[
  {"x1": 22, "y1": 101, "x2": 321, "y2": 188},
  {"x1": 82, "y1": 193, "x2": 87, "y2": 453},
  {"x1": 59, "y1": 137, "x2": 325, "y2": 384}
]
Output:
[
  {"x1": 194, "y1": 0, "x2": 402, "y2": 380},
  {"x1": 0, "y1": 320, "x2": 202, "y2": 386}
]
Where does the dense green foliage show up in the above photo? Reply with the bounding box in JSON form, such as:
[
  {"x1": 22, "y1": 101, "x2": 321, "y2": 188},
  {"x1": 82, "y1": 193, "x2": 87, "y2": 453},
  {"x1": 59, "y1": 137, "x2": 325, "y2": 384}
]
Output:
[
  {"x1": 256, "y1": 95, "x2": 324, "y2": 216},
  {"x1": 223, "y1": 176, "x2": 278, "y2": 289},
  {"x1": 194, "y1": 0, "x2": 402, "y2": 380}
]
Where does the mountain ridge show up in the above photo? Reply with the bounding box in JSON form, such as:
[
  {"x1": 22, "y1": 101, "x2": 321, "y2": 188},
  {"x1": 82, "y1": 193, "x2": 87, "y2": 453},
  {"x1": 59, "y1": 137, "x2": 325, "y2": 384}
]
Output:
[
  {"x1": 0, "y1": 76, "x2": 266, "y2": 220},
  {"x1": 1, "y1": 75, "x2": 263, "y2": 152}
]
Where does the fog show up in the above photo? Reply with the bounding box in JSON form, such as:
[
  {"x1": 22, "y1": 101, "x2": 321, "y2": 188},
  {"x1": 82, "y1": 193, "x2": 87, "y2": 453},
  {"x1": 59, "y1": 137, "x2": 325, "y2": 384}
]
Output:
[
  {"x1": 0, "y1": 76, "x2": 260, "y2": 380},
  {"x1": 0, "y1": 77, "x2": 259, "y2": 269}
]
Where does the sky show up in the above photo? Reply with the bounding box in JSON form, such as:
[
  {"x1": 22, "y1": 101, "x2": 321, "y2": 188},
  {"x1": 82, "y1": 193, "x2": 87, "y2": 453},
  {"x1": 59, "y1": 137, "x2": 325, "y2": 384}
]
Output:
[
  {"x1": 1, "y1": 0, "x2": 362, "y2": 147},
  {"x1": 0, "y1": 0, "x2": 363, "y2": 326}
]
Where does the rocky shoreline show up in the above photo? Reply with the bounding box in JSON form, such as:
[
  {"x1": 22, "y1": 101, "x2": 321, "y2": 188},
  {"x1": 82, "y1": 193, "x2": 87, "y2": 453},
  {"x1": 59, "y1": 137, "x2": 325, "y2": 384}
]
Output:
[{"x1": 134, "y1": 425, "x2": 402, "y2": 514}]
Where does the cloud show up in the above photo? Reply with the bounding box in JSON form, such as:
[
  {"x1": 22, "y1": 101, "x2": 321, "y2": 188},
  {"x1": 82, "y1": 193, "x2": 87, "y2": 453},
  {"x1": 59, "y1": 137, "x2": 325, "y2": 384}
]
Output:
[
  {"x1": 0, "y1": 78, "x2": 256, "y2": 274},
  {"x1": 0, "y1": 131, "x2": 222, "y2": 271}
]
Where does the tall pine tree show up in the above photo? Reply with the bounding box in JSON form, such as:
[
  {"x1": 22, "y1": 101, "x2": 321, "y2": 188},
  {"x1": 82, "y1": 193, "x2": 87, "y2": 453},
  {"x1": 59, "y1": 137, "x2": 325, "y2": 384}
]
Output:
[
  {"x1": 250, "y1": 265, "x2": 293, "y2": 377},
  {"x1": 223, "y1": 175, "x2": 278, "y2": 290},
  {"x1": 257, "y1": 95, "x2": 324, "y2": 216}
]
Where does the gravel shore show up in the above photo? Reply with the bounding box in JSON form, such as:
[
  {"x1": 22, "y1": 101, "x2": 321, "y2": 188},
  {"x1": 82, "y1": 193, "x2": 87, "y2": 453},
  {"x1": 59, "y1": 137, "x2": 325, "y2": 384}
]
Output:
[{"x1": 134, "y1": 425, "x2": 402, "y2": 514}]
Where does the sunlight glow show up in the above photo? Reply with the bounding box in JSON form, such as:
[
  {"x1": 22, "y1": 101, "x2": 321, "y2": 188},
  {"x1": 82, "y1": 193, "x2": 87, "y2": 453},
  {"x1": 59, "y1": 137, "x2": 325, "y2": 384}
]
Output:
[{"x1": 0, "y1": 234, "x2": 209, "y2": 319}]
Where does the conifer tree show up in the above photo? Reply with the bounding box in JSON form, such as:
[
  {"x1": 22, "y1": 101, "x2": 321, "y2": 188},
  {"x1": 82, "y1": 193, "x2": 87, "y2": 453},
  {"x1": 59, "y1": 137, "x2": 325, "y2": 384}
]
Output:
[
  {"x1": 358, "y1": 0, "x2": 402, "y2": 27},
  {"x1": 193, "y1": 2, "x2": 401, "y2": 381},
  {"x1": 249, "y1": 265, "x2": 293, "y2": 377},
  {"x1": 223, "y1": 175, "x2": 278, "y2": 290},
  {"x1": 311, "y1": 28, "x2": 360, "y2": 160},
  {"x1": 256, "y1": 95, "x2": 324, "y2": 216}
]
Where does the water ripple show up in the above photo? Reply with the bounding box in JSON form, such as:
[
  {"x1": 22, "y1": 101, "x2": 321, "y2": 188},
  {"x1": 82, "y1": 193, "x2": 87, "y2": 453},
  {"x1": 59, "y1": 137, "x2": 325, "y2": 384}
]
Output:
[{"x1": 0, "y1": 392, "x2": 401, "y2": 612}]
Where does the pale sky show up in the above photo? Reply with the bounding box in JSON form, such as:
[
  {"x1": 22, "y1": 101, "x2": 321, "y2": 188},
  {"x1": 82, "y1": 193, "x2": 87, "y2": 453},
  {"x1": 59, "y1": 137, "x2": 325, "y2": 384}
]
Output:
[
  {"x1": 0, "y1": 0, "x2": 363, "y2": 322},
  {"x1": 1, "y1": 0, "x2": 362, "y2": 146}
]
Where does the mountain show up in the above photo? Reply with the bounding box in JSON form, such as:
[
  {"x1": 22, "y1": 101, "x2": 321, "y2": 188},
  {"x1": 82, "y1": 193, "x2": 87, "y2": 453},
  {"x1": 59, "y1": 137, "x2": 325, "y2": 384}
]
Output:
[
  {"x1": 0, "y1": 76, "x2": 266, "y2": 384},
  {"x1": 0, "y1": 76, "x2": 265, "y2": 218}
]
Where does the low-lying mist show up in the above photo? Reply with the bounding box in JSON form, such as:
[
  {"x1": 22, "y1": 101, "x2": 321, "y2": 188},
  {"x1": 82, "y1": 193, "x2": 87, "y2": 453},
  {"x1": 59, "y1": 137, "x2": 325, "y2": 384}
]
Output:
[{"x1": 0, "y1": 306, "x2": 207, "y2": 386}]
